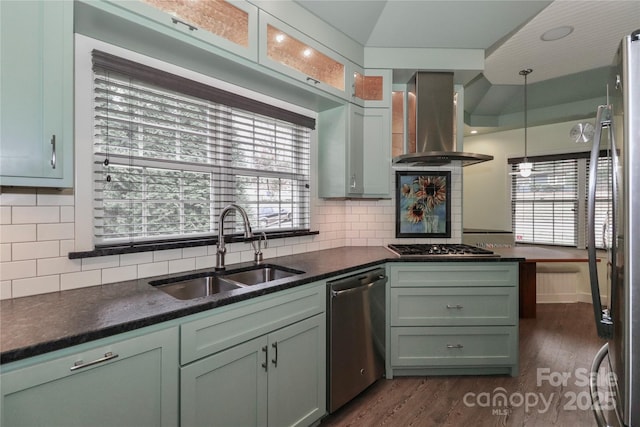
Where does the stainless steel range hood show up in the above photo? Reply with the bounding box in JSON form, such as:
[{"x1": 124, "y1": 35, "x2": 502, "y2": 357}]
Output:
[{"x1": 392, "y1": 72, "x2": 493, "y2": 167}]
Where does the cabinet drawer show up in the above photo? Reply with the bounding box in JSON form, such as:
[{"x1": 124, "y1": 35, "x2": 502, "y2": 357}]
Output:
[
  {"x1": 390, "y1": 326, "x2": 517, "y2": 367},
  {"x1": 388, "y1": 263, "x2": 518, "y2": 288},
  {"x1": 390, "y1": 287, "x2": 517, "y2": 326},
  {"x1": 181, "y1": 282, "x2": 325, "y2": 364}
]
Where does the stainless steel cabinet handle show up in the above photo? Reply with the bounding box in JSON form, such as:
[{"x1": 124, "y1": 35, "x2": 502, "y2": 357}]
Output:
[
  {"x1": 261, "y1": 345, "x2": 268, "y2": 371},
  {"x1": 271, "y1": 342, "x2": 278, "y2": 367},
  {"x1": 446, "y1": 344, "x2": 464, "y2": 349},
  {"x1": 50, "y1": 135, "x2": 56, "y2": 169},
  {"x1": 171, "y1": 17, "x2": 197, "y2": 31},
  {"x1": 70, "y1": 352, "x2": 118, "y2": 371},
  {"x1": 446, "y1": 304, "x2": 463, "y2": 309}
]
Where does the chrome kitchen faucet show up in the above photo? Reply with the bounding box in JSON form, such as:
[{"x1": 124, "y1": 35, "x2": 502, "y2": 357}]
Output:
[{"x1": 216, "y1": 204, "x2": 253, "y2": 270}]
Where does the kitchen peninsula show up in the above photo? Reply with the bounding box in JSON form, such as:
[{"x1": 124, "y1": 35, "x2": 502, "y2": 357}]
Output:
[
  {"x1": 492, "y1": 245, "x2": 594, "y2": 318},
  {"x1": 1, "y1": 246, "x2": 522, "y2": 427}
]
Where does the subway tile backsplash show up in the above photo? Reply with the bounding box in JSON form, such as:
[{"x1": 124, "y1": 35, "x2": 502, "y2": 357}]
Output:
[{"x1": 0, "y1": 166, "x2": 462, "y2": 299}]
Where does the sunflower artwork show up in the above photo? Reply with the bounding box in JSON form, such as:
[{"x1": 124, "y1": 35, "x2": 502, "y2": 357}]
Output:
[{"x1": 395, "y1": 171, "x2": 451, "y2": 238}]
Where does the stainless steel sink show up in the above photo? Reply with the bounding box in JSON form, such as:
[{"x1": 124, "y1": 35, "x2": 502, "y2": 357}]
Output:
[
  {"x1": 149, "y1": 264, "x2": 304, "y2": 300},
  {"x1": 222, "y1": 264, "x2": 305, "y2": 286},
  {"x1": 150, "y1": 275, "x2": 241, "y2": 300}
]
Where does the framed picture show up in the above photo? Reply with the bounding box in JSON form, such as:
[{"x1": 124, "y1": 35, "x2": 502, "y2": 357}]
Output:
[{"x1": 395, "y1": 171, "x2": 451, "y2": 238}]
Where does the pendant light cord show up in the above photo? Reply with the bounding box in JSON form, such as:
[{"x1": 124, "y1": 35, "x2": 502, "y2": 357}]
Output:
[{"x1": 520, "y1": 68, "x2": 533, "y2": 162}]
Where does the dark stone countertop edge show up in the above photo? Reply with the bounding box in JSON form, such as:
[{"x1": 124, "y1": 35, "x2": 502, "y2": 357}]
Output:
[{"x1": 1, "y1": 248, "x2": 524, "y2": 364}]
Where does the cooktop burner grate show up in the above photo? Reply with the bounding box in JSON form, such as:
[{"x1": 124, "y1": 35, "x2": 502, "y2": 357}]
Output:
[{"x1": 387, "y1": 243, "x2": 498, "y2": 257}]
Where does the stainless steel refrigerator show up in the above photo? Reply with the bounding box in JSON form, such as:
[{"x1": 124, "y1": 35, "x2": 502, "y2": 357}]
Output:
[{"x1": 588, "y1": 30, "x2": 639, "y2": 427}]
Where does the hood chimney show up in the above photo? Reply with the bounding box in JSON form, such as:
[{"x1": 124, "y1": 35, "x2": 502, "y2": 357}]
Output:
[{"x1": 393, "y1": 72, "x2": 492, "y2": 166}]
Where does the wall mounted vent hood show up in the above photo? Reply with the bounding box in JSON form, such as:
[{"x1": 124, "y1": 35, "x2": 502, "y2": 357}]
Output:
[{"x1": 392, "y1": 72, "x2": 493, "y2": 167}]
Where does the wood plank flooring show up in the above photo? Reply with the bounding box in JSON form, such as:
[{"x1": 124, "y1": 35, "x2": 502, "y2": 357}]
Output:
[{"x1": 321, "y1": 303, "x2": 605, "y2": 427}]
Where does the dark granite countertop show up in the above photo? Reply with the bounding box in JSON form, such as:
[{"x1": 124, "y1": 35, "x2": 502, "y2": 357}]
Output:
[{"x1": 0, "y1": 246, "x2": 523, "y2": 364}]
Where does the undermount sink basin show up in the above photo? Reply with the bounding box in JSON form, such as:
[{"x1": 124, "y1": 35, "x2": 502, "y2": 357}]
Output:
[
  {"x1": 149, "y1": 264, "x2": 305, "y2": 300},
  {"x1": 221, "y1": 264, "x2": 304, "y2": 286},
  {"x1": 150, "y1": 275, "x2": 241, "y2": 300}
]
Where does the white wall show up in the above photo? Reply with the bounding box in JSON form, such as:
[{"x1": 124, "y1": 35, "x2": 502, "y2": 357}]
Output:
[{"x1": 462, "y1": 119, "x2": 595, "y2": 231}]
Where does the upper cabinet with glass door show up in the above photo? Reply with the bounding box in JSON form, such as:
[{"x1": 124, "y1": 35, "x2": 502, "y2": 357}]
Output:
[
  {"x1": 259, "y1": 12, "x2": 348, "y2": 100},
  {"x1": 107, "y1": 0, "x2": 258, "y2": 61},
  {"x1": 350, "y1": 67, "x2": 392, "y2": 108}
]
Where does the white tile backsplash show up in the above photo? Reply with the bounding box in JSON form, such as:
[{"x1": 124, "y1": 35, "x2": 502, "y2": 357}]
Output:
[
  {"x1": 37, "y1": 223, "x2": 74, "y2": 241},
  {"x1": 0, "y1": 224, "x2": 37, "y2": 243},
  {"x1": 12, "y1": 206, "x2": 60, "y2": 224},
  {"x1": 61, "y1": 270, "x2": 102, "y2": 291},
  {"x1": 0, "y1": 260, "x2": 37, "y2": 281},
  {"x1": 0, "y1": 165, "x2": 464, "y2": 298},
  {"x1": 12, "y1": 275, "x2": 60, "y2": 298},
  {"x1": 37, "y1": 257, "x2": 82, "y2": 275},
  {"x1": 12, "y1": 241, "x2": 60, "y2": 261}
]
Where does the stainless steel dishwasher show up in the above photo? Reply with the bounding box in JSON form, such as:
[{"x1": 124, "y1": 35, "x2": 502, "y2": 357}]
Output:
[{"x1": 327, "y1": 268, "x2": 387, "y2": 413}]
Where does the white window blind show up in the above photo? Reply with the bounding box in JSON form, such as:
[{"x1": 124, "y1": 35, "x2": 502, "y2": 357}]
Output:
[
  {"x1": 512, "y1": 159, "x2": 578, "y2": 245},
  {"x1": 92, "y1": 51, "x2": 312, "y2": 246},
  {"x1": 587, "y1": 156, "x2": 613, "y2": 249},
  {"x1": 510, "y1": 152, "x2": 612, "y2": 249}
]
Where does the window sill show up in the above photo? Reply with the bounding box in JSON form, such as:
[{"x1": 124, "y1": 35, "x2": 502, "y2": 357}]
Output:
[{"x1": 68, "y1": 230, "x2": 319, "y2": 259}]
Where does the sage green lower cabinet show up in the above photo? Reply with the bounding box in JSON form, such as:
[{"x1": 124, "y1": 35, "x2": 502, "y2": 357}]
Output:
[
  {"x1": 387, "y1": 262, "x2": 519, "y2": 378},
  {"x1": 0, "y1": 326, "x2": 179, "y2": 427},
  {"x1": 181, "y1": 314, "x2": 325, "y2": 427},
  {"x1": 180, "y1": 282, "x2": 326, "y2": 427}
]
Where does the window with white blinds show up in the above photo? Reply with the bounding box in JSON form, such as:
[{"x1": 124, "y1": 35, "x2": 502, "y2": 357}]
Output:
[
  {"x1": 92, "y1": 50, "x2": 312, "y2": 246},
  {"x1": 511, "y1": 159, "x2": 578, "y2": 246},
  {"x1": 510, "y1": 152, "x2": 612, "y2": 249}
]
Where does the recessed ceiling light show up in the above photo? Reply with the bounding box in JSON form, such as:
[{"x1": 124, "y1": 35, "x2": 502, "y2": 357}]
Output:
[
  {"x1": 470, "y1": 130, "x2": 478, "y2": 134},
  {"x1": 540, "y1": 26, "x2": 574, "y2": 42}
]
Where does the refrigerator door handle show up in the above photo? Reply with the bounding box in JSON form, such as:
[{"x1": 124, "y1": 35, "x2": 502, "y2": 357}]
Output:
[
  {"x1": 587, "y1": 105, "x2": 614, "y2": 339},
  {"x1": 590, "y1": 343, "x2": 612, "y2": 427}
]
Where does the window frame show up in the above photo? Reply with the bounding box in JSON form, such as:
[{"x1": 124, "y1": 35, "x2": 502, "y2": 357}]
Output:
[
  {"x1": 509, "y1": 150, "x2": 612, "y2": 249},
  {"x1": 74, "y1": 34, "x2": 316, "y2": 253}
]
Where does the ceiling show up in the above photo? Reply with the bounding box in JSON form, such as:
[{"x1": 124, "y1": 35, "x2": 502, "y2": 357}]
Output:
[{"x1": 293, "y1": 0, "x2": 640, "y2": 133}]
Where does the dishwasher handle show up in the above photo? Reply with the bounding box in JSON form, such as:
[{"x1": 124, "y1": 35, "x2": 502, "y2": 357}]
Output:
[{"x1": 330, "y1": 274, "x2": 387, "y2": 298}]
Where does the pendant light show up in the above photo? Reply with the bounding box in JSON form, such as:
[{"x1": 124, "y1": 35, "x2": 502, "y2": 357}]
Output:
[{"x1": 517, "y1": 68, "x2": 533, "y2": 177}]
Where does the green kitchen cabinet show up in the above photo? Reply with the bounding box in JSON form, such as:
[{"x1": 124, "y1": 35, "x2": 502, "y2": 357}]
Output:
[
  {"x1": 95, "y1": 0, "x2": 258, "y2": 61},
  {"x1": 351, "y1": 68, "x2": 392, "y2": 108},
  {"x1": 0, "y1": 0, "x2": 73, "y2": 187},
  {"x1": 179, "y1": 281, "x2": 326, "y2": 427},
  {"x1": 318, "y1": 104, "x2": 364, "y2": 197},
  {"x1": 319, "y1": 103, "x2": 391, "y2": 198},
  {"x1": 259, "y1": 11, "x2": 349, "y2": 101},
  {"x1": 181, "y1": 314, "x2": 325, "y2": 427},
  {"x1": 0, "y1": 326, "x2": 179, "y2": 427},
  {"x1": 362, "y1": 107, "x2": 391, "y2": 197},
  {"x1": 386, "y1": 262, "x2": 519, "y2": 377}
]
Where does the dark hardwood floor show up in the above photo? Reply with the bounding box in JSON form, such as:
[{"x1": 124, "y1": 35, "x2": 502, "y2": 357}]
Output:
[{"x1": 321, "y1": 303, "x2": 605, "y2": 427}]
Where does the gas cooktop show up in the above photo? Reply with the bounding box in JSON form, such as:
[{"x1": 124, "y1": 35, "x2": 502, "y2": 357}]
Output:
[{"x1": 387, "y1": 243, "x2": 499, "y2": 258}]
